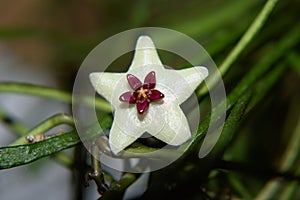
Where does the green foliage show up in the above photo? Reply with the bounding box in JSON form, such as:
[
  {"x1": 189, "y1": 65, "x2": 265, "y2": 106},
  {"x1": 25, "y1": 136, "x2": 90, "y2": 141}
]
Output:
[
  {"x1": 0, "y1": 0, "x2": 299, "y2": 199},
  {"x1": 0, "y1": 130, "x2": 80, "y2": 169}
]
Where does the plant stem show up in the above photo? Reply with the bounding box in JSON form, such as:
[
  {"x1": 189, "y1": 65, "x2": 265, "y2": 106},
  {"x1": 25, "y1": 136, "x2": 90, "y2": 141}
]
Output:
[
  {"x1": 101, "y1": 173, "x2": 137, "y2": 200},
  {"x1": 187, "y1": 25, "x2": 300, "y2": 157},
  {"x1": 228, "y1": 173, "x2": 253, "y2": 200},
  {"x1": 0, "y1": 110, "x2": 75, "y2": 168},
  {"x1": 88, "y1": 142, "x2": 108, "y2": 195},
  {"x1": 246, "y1": 62, "x2": 287, "y2": 113},
  {"x1": 209, "y1": 92, "x2": 252, "y2": 158},
  {"x1": 198, "y1": 0, "x2": 280, "y2": 97},
  {"x1": 0, "y1": 82, "x2": 111, "y2": 112},
  {"x1": 0, "y1": 130, "x2": 80, "y2": 169},
  {"x1": 167, "y1": 0, "x2": 255, "y2": 38},
  {"x1": 220, "y1": 0, "x2": 279, "y2": 75},
  {"x1": 226, "y1": 25, "x2": 300, "y2": 109},
  {"x1": 0, "y1": 82, "x2": 71, "y2": 101},
  {"x1": 10, "y1": 113, "x2": 75, "y2": 146}
]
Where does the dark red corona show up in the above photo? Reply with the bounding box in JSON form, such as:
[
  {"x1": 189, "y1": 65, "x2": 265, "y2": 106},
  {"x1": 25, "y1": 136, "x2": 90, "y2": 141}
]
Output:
[{"x1": 119, "y1": 71, "x2": 164, "y2": 114}]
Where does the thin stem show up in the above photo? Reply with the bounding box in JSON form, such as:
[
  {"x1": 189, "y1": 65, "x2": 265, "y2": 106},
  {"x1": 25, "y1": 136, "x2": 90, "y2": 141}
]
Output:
[
  {"x1": 227, "y1": 174, "x2": 253, "y2": 200},
  {"x1": 0, "y1": 110, "x2": 75, "y2": 168},
  {"x1": 8, "y1": 114, "x2": 76, "y2": 168},
  {"x1": 88, "y1": 142, "x2": 108, "y2": 195},
  {"x1": 10, "y1": 113, "x2": 75, "y2": 146},
  {"x1": 166, "y1": 0, "x2": 255, "y2": 39},
  {"x1": 0, "y1": 82, "x2": 71, "y2": 101},
  {"x1": 124, "y1": 142, "x2": 181, "y2": 159},
  {"x1": 226, "y1": 25, "x2": 300, "y2": 109},
  {"x1": 0, "y1": 82, "x2": 111, "y2": 112},
  {"x1": 246, "y1": 63, "x2": 287, "y2": 113},
  {"x1": 198, "y1": 0, "x2": 280, "y2": 97},
  {"x1": 0, "y1": 130, "x2": 80, "y2": 169},
  {"x1": 187, "y1": 25, "x2": 300, "y2": 155},
  {"x1": 209, "y1": 92, "x2": 252, "y2": 158},
  {"x1": 101, "y1": 173, "x2": 137, "y2": 200},
  {"x1": 220, "y1": 0, "x2": 279, "y2": 75}
]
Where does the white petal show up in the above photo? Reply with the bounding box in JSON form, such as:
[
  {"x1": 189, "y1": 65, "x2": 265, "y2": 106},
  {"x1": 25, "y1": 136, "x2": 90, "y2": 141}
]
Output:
[
  {"x1": 89, "y1": 36, "x2": 209, "y2": 152},
  {"x1": 113, "y1": 102, "x2": 166, "y2": 138},
  {"x1": 155, "y1": 69, "x2": 194, "y2": 104},
  {"x1": 179, "y1": 66, "x2": 208, "y2": 91},
  {"x1": 109, "y1": 122, "x2": 141, "y2": 154},
  {"x1": 158, "y1": 66, "x2": 208, "y2": 104},
  {"x1": 130, "y1": 36, "x2": 163, "y2": 70},
  {"x1": 154, "y1": 104, "x2": 191, "y2": 145},
  {"x1": 89, "y1": 72, "x2": 123, "y2": 103}
]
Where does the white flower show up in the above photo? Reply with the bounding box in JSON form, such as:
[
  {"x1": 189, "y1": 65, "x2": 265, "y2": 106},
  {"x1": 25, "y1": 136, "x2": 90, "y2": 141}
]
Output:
[{"x1": 90, "y1": 36, "x2": 208, "y2": 154}]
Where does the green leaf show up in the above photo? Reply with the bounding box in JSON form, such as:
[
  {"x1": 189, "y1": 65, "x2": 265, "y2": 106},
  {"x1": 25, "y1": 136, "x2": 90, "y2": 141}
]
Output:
[
  {"x1": 210, "y1": 91, "x2": 252, "y2": 158},
  {"x1": 0, "y1": 130, "x2": 80, "y2": 169},
  {"x1": 0, "y1": 82, "x2": 111, "y2": 112},
  {"x1": 10, "y1": 113, "x2": 75, "y2": 146}
]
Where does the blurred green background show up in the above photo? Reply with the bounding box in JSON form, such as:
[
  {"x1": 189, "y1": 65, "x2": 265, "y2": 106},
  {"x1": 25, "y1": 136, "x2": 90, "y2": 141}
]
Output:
[{"x1": 0, "y1": 0, "x2": 300, "y2": 199}]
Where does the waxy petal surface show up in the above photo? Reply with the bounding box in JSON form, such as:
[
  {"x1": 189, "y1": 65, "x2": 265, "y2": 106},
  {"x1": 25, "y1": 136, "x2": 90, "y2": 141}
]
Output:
[
  {"x1": 136, "y1": 99, "x2": 149, "y2": 114},
  {"x1": 119, "y1": 91, "x2": 136, "y2": 103},
  {"x1": 89, "y1": 35, "x2": 208, "y2": 154},
  {"x1": 109, "y1": 123, "x2": 141, "y2": 154},
  {"x1": 90, "y1": 72, "x2": 123, "y2": 103},
  {"x1": 127, "y1": 74, "x2": 142, "y2": 90},
  {"x1": 144, "y1": 71, "x2": 156, "y2": 88},
  {"x1": 130, "y1": 37, "x2": 164, "y2": 70},
  {"x1": 148, "y1": 90, "x2": 164, "y2": 101}
]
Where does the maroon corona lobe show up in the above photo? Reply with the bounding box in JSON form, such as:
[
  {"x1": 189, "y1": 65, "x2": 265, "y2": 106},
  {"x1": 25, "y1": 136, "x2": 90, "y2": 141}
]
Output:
[{"x1": 119, "y1": 71, "x2": 164, "y2": 114}]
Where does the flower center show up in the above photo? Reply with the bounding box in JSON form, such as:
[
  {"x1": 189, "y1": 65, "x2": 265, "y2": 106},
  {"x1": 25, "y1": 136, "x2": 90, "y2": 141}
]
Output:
[
  {"x1": 137, "y1": 87, "x2": 150, "y2": 100},
  {"x1": 119, "y1": 71, "x2": 164, "y2": 114}
]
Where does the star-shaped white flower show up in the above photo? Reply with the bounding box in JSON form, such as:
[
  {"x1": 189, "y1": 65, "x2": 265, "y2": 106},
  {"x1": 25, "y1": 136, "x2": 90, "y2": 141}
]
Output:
[{"x1": 90, "y1": 36, "x2": 208, "y2": 154}]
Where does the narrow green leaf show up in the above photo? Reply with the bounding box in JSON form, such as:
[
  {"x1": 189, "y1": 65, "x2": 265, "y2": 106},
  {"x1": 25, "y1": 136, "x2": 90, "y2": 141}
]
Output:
[
  {"x1": 198, "y1": 0, "x2": 280, "y2": 97},
  {"x1": 10, "y1": 113, "x2": 75, "y2": 146},
  {"x1": 227, "y1": 25, "x2": 300, "y2": 109},
  {"x1": 0, "y1": 130, "x2": 80, "y2": 169},
  {"x1": 246, "y1": 63, "x2": 287, "y2": 112},
  {"x1": 0, "y1": 82, "x2": 111, "y2": 112},
  {"x1": 209, "y1": 92, "x2": 252, "y2": 158}
]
